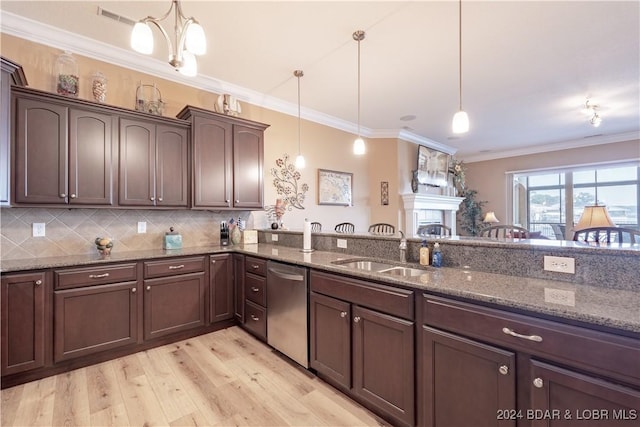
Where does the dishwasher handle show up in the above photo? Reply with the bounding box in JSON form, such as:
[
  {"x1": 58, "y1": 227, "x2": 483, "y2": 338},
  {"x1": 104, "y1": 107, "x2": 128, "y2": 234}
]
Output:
[{"x1": 268, "y1": 267, "x2": 305, "y2": 281}]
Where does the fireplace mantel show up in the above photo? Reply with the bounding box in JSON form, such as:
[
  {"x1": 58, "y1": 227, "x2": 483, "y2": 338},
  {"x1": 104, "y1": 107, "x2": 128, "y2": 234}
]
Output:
[{"x1": 402, "y1": 193, "x2": 465, "y2": 237}]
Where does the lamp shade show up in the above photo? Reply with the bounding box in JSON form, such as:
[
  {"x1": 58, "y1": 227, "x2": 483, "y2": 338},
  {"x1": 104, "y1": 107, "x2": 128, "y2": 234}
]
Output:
[
  {"x1": 131, "y1": 22, "x2": 154, "y2": 54},
  {"x1": 483, "y1": 211, "x2": 500, "y2": 223},
  {"x1": 185, "y1": 22, "x2": 206, "y2": 55},
  {"x1": 295, "y1": 154, "x2": 306, "y2": 169},
  {"x1": 353, "y1": 137, "x2": 366, "y2": 155},
  {"x1": 179, "y1": 50, "x2": 197, "y2": 77},
  {"x1": 574, "y1": 205, "x2": 615, "y2": 230},
  {"x1": 452, "y1": 110, "x2": 469, "y2": 134}
]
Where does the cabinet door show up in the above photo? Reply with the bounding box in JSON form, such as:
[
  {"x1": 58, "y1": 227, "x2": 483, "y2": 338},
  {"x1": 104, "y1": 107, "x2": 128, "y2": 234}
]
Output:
[
  {"x1": 529, "y1": 360, "x2": 640, "y2": 427},
  {"x1": 232, "y1": 125, "x2": 263, "y2": 209},
  {"x1": 192, "y1": 115, "x2": 232, "y2": 208},
  {"x1": 156, "y1": 124, "x2": 188, "y2": 207},
  {"x1": 422, "y1": 326, "x2": 517, "y2": 427},
  {"x1": 54, "y1": 281, "x2": 138, "y2": 362},
  {"x1": 119, "y1": 118, "x2": 155, "y2": 206},
  {"x1": 210, "y1": 254, "x2": 233, "y2": 323},
  {"x1": 233, "y1": 254, "x2": 245, "y2": 322},
  {"x1": 310, "y1": 292, "x2": 351, "y2": 390},
  {"x1": 1, "y1": 272, "x2": 47, "y2": 375},
  {"x1": 69, "y1": 108, "x2": 115, "y2": 205},
  {"x1": 353, "y1": 305, "x2": 415, "y2": 427},
  {"x1": 144, "y1": 272, "x2": 206, "y2": 340},
  {"x1": 14, "y1": 97, "x2": 68, "y2": 204}
]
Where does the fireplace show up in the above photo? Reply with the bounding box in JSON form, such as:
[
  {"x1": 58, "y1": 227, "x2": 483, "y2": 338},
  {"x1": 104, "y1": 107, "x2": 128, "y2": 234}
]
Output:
[{"x1": 402, "y1": 193, "x2": 465, "y2": 237}]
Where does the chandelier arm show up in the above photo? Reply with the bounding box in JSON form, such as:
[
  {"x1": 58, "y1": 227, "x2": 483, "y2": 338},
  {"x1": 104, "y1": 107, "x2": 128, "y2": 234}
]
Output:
[
  {"x1": 176, "y1": 17, "x2": 197, "y2": 54},
  {"x1": 144, "y1": 18, "x2": 176, "y2": 62}
]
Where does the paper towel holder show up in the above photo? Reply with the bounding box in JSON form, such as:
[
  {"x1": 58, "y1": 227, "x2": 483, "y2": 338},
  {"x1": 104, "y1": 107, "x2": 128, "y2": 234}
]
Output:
[{"x1": 301, "y1": 218, "x2": 315, "y2": 253}]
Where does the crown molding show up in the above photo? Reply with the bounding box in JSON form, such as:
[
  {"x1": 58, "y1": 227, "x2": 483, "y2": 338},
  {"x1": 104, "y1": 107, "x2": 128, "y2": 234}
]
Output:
[{"x1": 459, "y1": 131, "x2": 640, "y2": 163}]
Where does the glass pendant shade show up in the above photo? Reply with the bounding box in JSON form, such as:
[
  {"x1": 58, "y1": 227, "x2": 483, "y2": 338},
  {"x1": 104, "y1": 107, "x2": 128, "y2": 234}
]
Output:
[
  {"x1": 131, "y1": 22, "x2": 154, "y2": 54},
  {"x1": 353, "y1": 137, "x2": 366, "y2": 155},
  {"x1": 452, "y1": 110, "x2": 469, "y2": 134},
  {"x1": 179, "y1": 50, "x2": 197, "y2": 77},
  {"x1": 295, "y1": 154, "x2": 306, "y2": 169},
  {"x1": 185, "y1": 22, "x2": 206, "y2": 55}
]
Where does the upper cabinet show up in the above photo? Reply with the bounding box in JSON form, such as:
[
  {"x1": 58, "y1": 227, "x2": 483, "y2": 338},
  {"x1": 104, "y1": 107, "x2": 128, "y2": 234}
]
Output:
[
  {"x1": 118, "y1": 117, "x2": 189, "y2": 207},
  {"x1": 177, "y1": 106, "x2": 269, "y2": 210},
  {"x1": 12, "y1": 87, "x2": 117, "y2": 206}
]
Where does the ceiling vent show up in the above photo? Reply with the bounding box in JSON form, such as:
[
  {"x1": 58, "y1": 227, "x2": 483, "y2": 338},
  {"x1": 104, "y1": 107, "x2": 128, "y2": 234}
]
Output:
[{"x1": 97, "y1": 7, "x2": 135, "y2": 27}]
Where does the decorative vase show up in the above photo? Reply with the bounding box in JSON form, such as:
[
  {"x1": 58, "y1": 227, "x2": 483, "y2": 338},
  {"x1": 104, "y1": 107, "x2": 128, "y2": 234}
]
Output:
[{"x1": 230, "y1": 226, "x2": 242, "y2": 245}]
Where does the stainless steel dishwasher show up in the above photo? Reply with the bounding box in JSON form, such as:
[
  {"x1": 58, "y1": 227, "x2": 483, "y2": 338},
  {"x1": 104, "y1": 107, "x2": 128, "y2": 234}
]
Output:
[{"x1": 266, "y1": 260, "x2": 308, "y2": 368}]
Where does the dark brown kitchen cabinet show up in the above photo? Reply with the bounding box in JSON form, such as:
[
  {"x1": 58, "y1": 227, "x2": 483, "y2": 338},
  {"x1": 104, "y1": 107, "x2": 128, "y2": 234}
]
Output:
[
  {"x1": 143, "y1": 257, "x2": 206, "y2": 340},
  {"x1": 1, "y1": 272, "x2": 47, "y2": 376},
  {"x1": 177, "y1": 106, "x2": 268, "y2": 209},
  {"x1": 12, "y1": 87, "x2": 116, "y2": 206},
  {"x1": 419, "y1": 294, "x2": 640, "y2": 427},
  {"x1": 209, "y1": 254, "x2": 233, "y2": 323},
  {"x1": 310, "y1": 270, "x2": 415, "y2": 427},
  {"x1": 119, "y1": 118, "x2": 189, "y2": 207},
  {"x1": 421, "y1": 326, "x2": 516, "y2": 427},
  {"x1": 241, "y1": 256, "x2": 267, "y2": 341},
  {"x1": 53, "y1": 263, "x2": 138, "y2": 362},
  {"x1": 1, "y1": 57, "x2": 27, "y2": 205}
]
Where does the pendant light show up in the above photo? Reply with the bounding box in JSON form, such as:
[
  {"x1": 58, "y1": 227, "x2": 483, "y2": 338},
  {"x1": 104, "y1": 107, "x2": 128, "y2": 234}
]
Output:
[
  {"x1": 353, "y1": 30, "x2": 366, "y2": 155},
  {"x1": 452, "y1": 0, "x2": 469, "y2": 134},
  {"x1": 294, "y1": 70, "x2": 306, "y2": 169}
]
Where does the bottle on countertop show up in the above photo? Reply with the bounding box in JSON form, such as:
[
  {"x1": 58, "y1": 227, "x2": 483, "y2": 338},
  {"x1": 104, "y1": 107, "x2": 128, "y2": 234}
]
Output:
[
  {"x1": 419, "y1": 239, "x2": 430, "y2": 266},
  {"x1": 432, "y1": 242, "x2": 443, "y2": 268}
]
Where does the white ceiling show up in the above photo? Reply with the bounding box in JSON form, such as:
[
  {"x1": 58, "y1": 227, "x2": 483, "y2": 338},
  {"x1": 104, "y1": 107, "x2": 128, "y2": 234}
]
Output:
[{"x1": 2, "y1": 1, "x2": 639, "y2": 161}]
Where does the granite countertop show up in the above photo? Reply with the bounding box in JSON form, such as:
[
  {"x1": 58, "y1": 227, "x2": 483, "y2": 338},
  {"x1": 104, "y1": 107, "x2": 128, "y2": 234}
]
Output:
[{"x1": 2, "y1": 244, "x2": 639, "y2": 335}]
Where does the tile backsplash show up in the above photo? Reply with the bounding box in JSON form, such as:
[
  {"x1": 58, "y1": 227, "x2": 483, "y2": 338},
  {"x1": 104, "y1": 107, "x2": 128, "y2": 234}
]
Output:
[{"x1": 0, "y1": 208, "x2": 251, "y2": 260}]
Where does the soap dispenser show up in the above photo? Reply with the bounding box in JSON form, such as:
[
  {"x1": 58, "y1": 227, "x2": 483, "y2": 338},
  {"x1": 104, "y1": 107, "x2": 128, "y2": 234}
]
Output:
[
  {"x1": 432, "y1": 242, "x2": 443, "y2": 268},
  {"x1": 419, "y1": 239, "x2": 430, "y2": 266}
]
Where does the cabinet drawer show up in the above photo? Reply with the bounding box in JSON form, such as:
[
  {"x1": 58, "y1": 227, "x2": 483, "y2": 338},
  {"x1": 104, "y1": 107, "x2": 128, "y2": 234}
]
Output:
[
  {"x1": 423, "y1": 295, "x2": 640, "y2": 387},
  {"x1": 55, "y1": 263, "x2": 137, "y2": 290},
  {"x1": 244, "y1": 300, "x2": 266, "y2": 341},
  {"x1": 310, "y1": 270, "x2": 414, "y2": 320},
  {"x1": 245, "y1": 256, "x2": 267, "y2": 277},
  {"x1": 143, "y1": 256, "x2": 205, "y2": 279},
  {"x1": 245, "y1": 273, "x2": 266, "y2": 306}
]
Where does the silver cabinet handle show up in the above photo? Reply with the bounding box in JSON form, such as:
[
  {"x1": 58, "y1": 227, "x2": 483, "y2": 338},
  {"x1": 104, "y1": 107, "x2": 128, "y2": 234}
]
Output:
[
  {"x1": 251, "y1": 264, "x2": 259, "y2": 269},
  {"x1": 251, "y1": 314, "x2": 260, "y2": 321},
  {"x1": 340, "y1": 311, "x2": 347, "y2": 318},
  {"x1": 70, "y1": 194, "x2": 76, "y2": 199},
  {"x1": 150, "y1": 196, "x2": 155, "y2": 201},
  {"x1": 211, "y1": 259, "x2": 216, "y2": 264},
  {"x1": 146, "y1": 285, "x2": 151, "y2": 291},
  {"x1": 131, "y1": 288, "x2": 137, "y2": 293},
  {"x1": 89, "y1": 273, "x2": 110, "y2": 279},
  {"x1": 158, "y1": 197, "x2": 163, "y2": 202},
  {"x1": 168, "y1": 265, "x2": 185, "y2": 270},
  {"x1": 251, "y1": 287, "x2": 260, "y2": 292},
  {"x1": 533, "y1": 378, "x2": 544, "y2": 388},
  {"x1": 235, "y1": 200, "x2": 240, "y2": 203},
  {"x1": 225, "y1": 199, "x2": 230, "y2": 203},
  {"x1": 502, "y1": 327, "x2": 542, "y2": 342},
  {"x1": 354, "y1": 316, "x2": 361, "y2": 323},
  {"x1": 35, "y1": 279, "x2": 42, "y2": 286},
  {"x1": 60, "y1": 193, "x2": 66, "y2": 198},
  {"x1": 499, "y1": 365, "x2": 509, "y2": 375}
]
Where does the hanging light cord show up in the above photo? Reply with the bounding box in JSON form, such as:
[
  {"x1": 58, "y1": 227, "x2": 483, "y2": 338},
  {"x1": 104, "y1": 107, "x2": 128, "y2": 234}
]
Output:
[
  {"x1": 297, "y1": 72, "x2": 302, "y2": 154},
  {"x1": 357, "y1": 35, "x2": 361, "y2": 137},
  {"x1": 458, "y1": 0, "x2": 463, "y2": 111}
]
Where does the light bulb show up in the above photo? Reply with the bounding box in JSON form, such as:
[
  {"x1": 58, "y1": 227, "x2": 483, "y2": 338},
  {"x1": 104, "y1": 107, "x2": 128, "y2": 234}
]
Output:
[
  {"x1": 590, "y1": 113, "x2": 602, "y2": 127},
  {"x1": 131, "y1": 22, "x2": 153, "y2": 55},
  {"x1": 179, "y1": 50, "x2": 197, "y2": 77},
  {"x1": 295, "y1": 154, "x2": 306, "y2": 169},
  {"x1": 452, "y1": 110, "x2": 469, "y2": 134},
  {"x1": 185, "y1": 22, "x2": 206, "y2": 55},
  {"x1": 353, "y1": 137, "x2": 365, "y2": 155}
]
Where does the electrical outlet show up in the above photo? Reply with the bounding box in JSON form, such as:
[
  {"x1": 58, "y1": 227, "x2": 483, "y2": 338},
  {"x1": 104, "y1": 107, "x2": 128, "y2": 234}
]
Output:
[
  {"x1": 137, "y1": 221, "x2": 147, "y2": 233},
  {"x1": 544, "y1": 288, "x2": 576, "y2": 306},
  {"x1": 337, "y1": 239, "x2": 347, "y2": 248},
  {"x1": 543, "y1": 255, "x2": 575, "y2": 274},
  {"x1": 32, "y1": 223, "x2": 46, "y2": 237},
  {"x1": 271, "y1": 233, "x2": 278, "y2": 242}
]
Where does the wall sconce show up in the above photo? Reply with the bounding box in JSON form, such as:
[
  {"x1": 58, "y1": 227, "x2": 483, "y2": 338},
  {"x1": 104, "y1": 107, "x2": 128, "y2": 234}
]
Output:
[{"x1": 584, "y1": 100, "x2": 602, "y2": 127}]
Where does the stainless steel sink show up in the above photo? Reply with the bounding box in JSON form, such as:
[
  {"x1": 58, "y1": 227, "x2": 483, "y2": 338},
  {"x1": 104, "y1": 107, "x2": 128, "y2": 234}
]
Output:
[{"x1": 331, "y1": 258, "x2": 427, "y2": 276}]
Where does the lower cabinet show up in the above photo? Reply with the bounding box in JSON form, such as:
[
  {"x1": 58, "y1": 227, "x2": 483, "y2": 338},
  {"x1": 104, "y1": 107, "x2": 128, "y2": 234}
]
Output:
[
  {"x1": 143, "y1": 257, "x2": 206, "y2": 340},
  {"x1": 209, "y1": 254, "x2": 233, "y2": 323},
  {"x1": 1, "y1": 272, "x2": 47, "y2": 375},
  {"x1": 233, "y1": 254, "x2": 245, "y2": 323},
  {"x1": 310, "y1": 271, "x2": 415, "y2": 427},
  {"x1": 242, "y1": 256, "x2": 267, "y2": 341}
]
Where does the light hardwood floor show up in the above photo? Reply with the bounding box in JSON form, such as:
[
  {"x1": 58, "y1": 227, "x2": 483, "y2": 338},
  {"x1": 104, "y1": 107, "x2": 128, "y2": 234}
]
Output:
[{"x1": 1, "y1": 326, "x2": 388, "y2": 426}]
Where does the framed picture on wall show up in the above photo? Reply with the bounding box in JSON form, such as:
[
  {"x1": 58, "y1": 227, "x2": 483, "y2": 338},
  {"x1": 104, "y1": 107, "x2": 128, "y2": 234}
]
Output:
[
  {"x1": 416, "y1": 145, "x2": 450, "y2": 187},
  {"x1": 318, "y1": 169, "x2": 353, "y2": 206}
]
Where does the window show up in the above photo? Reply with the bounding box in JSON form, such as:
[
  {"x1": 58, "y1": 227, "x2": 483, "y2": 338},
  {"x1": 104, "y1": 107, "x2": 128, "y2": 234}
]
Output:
[{"x1": 513, "y1": 164, "x2": 639, "y2": 239}]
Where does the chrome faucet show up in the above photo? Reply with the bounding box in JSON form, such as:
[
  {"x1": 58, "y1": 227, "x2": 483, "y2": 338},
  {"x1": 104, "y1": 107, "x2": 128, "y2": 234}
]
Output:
[{"x1": 398, "y1": 230, "x2": 407, "y2": 263}]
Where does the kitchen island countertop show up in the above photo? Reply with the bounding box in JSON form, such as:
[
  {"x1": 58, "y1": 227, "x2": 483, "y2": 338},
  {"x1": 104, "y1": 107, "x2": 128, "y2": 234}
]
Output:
[{"x1": 2, "y1": 243, "x2": 638, "y2": 335}]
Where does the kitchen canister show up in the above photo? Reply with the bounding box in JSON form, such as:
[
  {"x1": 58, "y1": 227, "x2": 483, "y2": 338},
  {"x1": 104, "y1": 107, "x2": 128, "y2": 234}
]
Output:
[
  {"x1": 163, "y1": 227, "x2": 183, "y2": 250},
  {"x1": 55, "y1": 51, "x2": 79, "y2": 97},
  {"x1": 91, "y1": 71, "x2": 107, "y2": 103}
]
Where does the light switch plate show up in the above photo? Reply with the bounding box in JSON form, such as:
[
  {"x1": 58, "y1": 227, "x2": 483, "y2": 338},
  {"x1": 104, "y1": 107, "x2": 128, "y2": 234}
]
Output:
[
  {"x1": 32, "y1": 223, "x2": 46, "y2": 237},
  {"x1": 271, "y1": 233, "x2": 278, "y2": 242},
  {"x1": 337, "y1": 239, "x2": 347, "y2": 248},
  {"x1": 137, "y1": 221, "x2": 147, "y2": 233},
  {"x1": 543, "y1": 255, "x2": 575, "y2": 274}
]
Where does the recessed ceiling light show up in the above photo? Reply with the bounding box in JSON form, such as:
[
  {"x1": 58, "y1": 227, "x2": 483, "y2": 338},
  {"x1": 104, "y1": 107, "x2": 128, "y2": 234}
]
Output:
[{"x1": 399, "y1": 115, "x2": 416, "y2": 121}]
